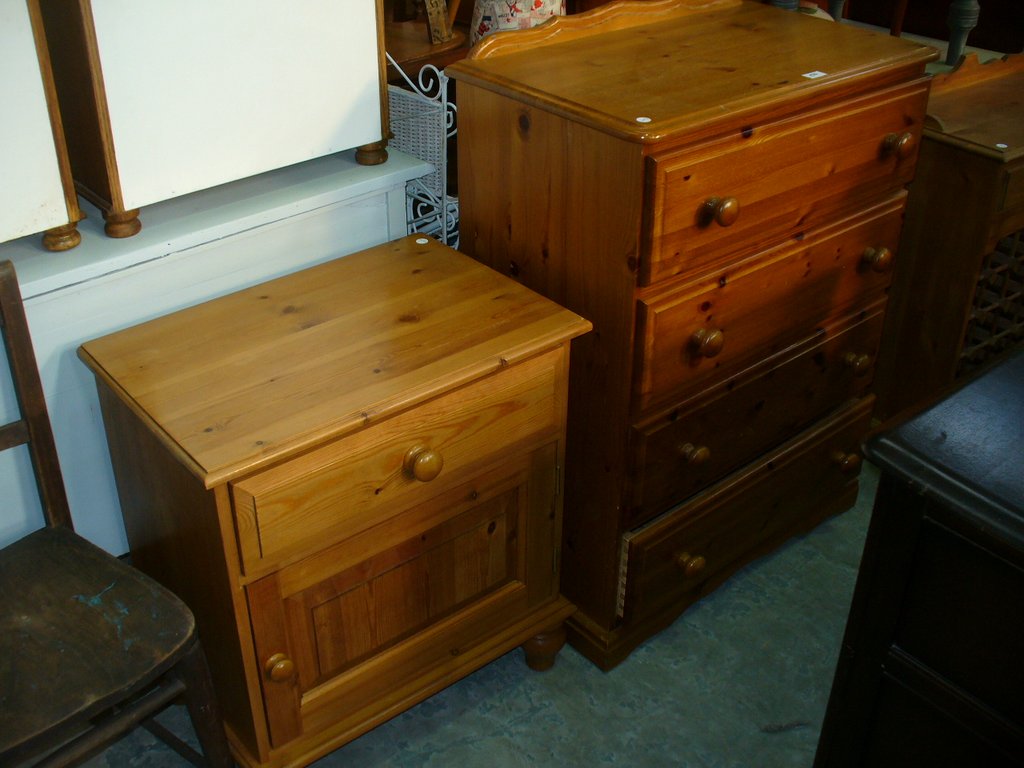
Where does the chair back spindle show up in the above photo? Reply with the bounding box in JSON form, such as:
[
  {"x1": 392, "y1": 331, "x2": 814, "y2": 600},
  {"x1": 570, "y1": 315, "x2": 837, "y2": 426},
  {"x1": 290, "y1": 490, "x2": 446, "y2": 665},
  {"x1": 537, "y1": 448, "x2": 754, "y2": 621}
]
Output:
[{"x1": 0, "y1": 260, "x2": 72, "y2": 529}]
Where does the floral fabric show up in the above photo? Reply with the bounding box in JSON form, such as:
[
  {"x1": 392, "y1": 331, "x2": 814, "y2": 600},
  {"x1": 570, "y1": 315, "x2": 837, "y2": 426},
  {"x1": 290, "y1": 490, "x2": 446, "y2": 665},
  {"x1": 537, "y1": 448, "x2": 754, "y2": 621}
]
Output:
[{"x1": 470, "y1": 0, "x2": 566, "y2": 45}]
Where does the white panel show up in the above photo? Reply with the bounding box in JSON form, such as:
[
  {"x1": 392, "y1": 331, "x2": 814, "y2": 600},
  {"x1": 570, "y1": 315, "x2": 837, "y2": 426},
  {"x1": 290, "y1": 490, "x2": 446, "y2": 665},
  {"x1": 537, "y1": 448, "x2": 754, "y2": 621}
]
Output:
[
  {"x1": 89, "y1": 0, "x2": 383, "y2": 209},
  {"x1": 0, "y1": 0, "x2": 67, "y2": 243}
]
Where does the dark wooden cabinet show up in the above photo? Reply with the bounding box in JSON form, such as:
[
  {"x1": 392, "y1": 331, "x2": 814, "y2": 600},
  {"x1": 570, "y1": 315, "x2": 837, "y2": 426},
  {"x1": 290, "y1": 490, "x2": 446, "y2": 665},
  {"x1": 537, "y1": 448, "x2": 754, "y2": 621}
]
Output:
[
  {"x1": 815, "y1": 351, "x2": 1024, "y2": 767},
  {"x1": 874, "y1": 54, "x2": 1024, "y2": 421},
  {"x1": 448, "y1": 0, "x2": 935, "y2": 668}
]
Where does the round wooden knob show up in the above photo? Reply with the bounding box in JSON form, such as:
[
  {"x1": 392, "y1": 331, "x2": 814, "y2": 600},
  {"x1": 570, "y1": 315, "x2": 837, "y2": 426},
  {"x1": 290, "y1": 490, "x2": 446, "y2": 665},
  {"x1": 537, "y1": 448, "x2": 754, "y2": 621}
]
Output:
[
  {"x1": 678, "y1": 442, "x2": 711, "y2": 465},
  {"x1": 702, "y1": 196, "x2": 740, "y2": 227},
  {"x1": 861, "y1": 246, "x2": 893, "y2": 273},
  {"x1": 264, "y1": 653, "x2": 295, "y2": 683},
  {"x1": 403, "y1": 445, "x2": 444, "y2": 482},
  {"x1": 690, "y1": 328, "x2": 725, "y2": 359},
  {"x1": 843, "y1": 351, "x2": 871, "y2": 377},
  {"x1": 882, "y1": 132, "x2": 915, "y2": 160},
  {"x1": 831, "y1": 450, "x2": 862, "y2": 474},
  {"x1": 675, "y1": 551, "x2": 707, "y2": 579}
]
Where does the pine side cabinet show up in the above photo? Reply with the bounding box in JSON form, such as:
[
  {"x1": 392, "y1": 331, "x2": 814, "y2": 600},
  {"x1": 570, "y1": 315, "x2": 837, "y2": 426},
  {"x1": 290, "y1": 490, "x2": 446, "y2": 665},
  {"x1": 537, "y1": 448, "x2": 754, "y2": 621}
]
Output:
[{"x1": 78, "y1": 236, "x2": 590, "y2": 768}]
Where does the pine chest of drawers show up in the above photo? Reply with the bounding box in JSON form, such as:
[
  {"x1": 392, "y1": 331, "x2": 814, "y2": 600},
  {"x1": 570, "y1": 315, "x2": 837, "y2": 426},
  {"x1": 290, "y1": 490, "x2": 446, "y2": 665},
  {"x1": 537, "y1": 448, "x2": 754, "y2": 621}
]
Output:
[
  {"x1": 448, "y1": 0, "x2": 936, "y2": 668},
  {"x1": 78, "y1": 235, "x2": 590, "y2": 768}
]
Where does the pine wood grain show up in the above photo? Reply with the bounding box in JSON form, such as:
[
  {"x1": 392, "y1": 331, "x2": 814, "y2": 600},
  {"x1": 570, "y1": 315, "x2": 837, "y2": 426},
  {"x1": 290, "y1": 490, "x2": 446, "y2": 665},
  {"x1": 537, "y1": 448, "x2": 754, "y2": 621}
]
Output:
[
  {"x1": 82, "y1": 235, "x2": 588, "y2": 767},
  {"x1": 451, "y1": 0, "x2": 934, "y2": 667},
  {"x1": 80, "y1": 236, "x2": 589, "y2": 488}
]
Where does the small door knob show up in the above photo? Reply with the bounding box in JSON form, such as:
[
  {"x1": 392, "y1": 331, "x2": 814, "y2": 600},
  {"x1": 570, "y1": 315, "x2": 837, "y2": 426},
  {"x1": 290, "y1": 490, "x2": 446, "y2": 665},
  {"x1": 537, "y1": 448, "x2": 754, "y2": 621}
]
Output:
[
  {"x1": 831, "y1": 450, "x2": 862, "y2": 474},
  {"x1": 690, "y1": 328, "x2": 725, "y2": 359},
  {"x1": 264, "y1": 653, "x2": 295, "y2": 683},
  {"x1": 882, "y1": 132, "x2": 915, "y2": 160},
  {"x1": 701, "y1": 196, "x2": 740, "y2": 227},
  {"x1": 861, "y1": 246, "x2": 893, "y2": 273},
  {"x1": 843, "y1": 351, "x2": 871, "y2": 377},
  {"x1": 678, "y1": 442, "x2": 711, "y2": 465},
  {"x1": 403, "y1": 445, "x2": 444, "y2": 482},
  {"x1": 676, "y1": 551, "x2": 708, "y2": 579}
]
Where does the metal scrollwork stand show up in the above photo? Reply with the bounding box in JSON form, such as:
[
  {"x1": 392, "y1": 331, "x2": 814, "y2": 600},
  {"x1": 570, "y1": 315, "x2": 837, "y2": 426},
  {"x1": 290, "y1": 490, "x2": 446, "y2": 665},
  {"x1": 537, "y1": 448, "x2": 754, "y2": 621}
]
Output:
[{"x1": 386, "y1": 53, "x2": 460, "y2": 248}]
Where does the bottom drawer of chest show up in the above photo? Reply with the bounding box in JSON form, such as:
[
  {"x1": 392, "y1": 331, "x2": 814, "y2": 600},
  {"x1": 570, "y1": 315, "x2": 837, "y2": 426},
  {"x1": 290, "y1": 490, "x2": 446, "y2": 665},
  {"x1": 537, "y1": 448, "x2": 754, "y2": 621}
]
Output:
[{"x1": 618, "y1": 397, "x2": 873, "y2": 623}]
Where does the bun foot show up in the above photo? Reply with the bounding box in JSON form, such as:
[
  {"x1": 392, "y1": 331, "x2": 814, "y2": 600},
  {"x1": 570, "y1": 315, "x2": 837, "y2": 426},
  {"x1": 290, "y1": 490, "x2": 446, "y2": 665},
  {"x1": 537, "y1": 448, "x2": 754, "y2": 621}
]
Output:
[
  {"x1": 355, "y1": 141, "x2": 389, "y2": 166},
  {"x1": 522, "y1": 624, "x2": 567, "y2": 671},
  {"x1": 41, "y1": 221, "x2": 82, "y2": 251},
  {"x1": 104, "y1": 209, "x2": 142, "y2": 238}
]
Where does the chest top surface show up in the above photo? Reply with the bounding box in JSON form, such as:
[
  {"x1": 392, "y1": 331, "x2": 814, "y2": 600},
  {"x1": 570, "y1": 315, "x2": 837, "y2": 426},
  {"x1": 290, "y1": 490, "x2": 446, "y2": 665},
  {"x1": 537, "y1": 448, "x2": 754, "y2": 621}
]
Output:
[
  {"x1": 447, "y1": 0, "x2": 936, "y2": 142},
  {"x1": 78, "y1": 235, "x2": 591, "y2": 487},
  {"x1": 923, "y1": 53, "x2": 1024, "y2": 161}
]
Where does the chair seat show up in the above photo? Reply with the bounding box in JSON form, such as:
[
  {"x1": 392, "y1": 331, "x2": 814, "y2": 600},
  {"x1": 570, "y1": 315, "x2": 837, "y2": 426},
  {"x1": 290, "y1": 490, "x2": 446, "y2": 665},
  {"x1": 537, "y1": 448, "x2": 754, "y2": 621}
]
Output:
[{"x1": 0, "y1": 526, "x2": 195, "y2": 757}]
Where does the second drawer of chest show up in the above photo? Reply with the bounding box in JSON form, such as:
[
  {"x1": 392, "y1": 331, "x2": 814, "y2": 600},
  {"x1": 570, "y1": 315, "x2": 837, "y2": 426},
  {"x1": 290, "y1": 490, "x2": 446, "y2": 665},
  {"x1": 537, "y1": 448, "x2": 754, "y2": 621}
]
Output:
[
  {"x1": 231, "y1": 348, "x2": 564, "y2": 577},
  {"x1": 618, "y1": 397, "x2": 873, "y2": 624},
  {"x1": 628, "y1": 303, "x2": 884, "y2": 528},
  {"x1": 635, "y1": 195, "x2": 903, "y2": 413}
]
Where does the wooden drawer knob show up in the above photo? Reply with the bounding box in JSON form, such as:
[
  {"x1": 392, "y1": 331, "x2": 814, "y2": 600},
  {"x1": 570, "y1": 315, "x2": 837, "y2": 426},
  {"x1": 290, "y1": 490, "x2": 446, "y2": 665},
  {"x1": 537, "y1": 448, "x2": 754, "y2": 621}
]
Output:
[
  {"x1": 701, "y1": 196, "x2": 740, "y2": 227},
  {"x1": 675, "y1": 551, "x2": 707, "y2": 579},
  {"x1": 843, "y1": 352, "x2": 872, "y2": 377},
  {"x1": 264, "y1": 653, "x2": 295, "y2": 683},
  {"x1": 882, "y1": 132, "x2": 915, "y2": 160},
  {"x1": 678, "y1": 442, "x2": 711, "y2": 465},
  {"x1": 831, "y1": 450, "x2": 862, "y2": 474},
  {"x1": 690, "y1": 328, "x2": 725, "y2": 358},
  {"x1": 861, "y1": 246, "x2": 893, "y2": 273},
  {"x1": 403, "y1": 445, "x2": 444, "y2": 482}
]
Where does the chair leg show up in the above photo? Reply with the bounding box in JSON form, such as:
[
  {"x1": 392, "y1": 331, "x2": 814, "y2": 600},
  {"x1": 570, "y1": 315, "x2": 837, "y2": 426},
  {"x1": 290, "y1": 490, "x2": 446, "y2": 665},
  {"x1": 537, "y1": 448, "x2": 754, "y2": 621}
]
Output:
[
  {"x1": 945, "y1": 0, "x2": 980, "y2": 65},
  {"x1": 175, "y1": 639, "x2": 235, "y2": 767}
]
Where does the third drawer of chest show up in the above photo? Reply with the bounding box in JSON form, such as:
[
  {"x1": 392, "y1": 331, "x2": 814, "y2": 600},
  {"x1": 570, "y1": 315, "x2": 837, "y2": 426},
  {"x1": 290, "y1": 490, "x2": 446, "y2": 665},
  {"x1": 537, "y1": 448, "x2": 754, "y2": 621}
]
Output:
[
  {"x1": 635, "y1": 195, "x2": 904, "y2": 414},
  {"x1": 628, "y1": 302, "x2": 885, "y2": 528}
]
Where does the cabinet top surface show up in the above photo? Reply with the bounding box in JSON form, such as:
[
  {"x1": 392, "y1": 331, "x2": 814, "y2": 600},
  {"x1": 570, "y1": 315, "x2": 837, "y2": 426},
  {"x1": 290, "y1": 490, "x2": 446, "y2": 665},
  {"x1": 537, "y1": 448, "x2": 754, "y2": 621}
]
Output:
[
  {"x1": 78, "y1": 236, "x2": 591, "y2": 487},
  {"x1": 865, "y1": 351, "x2": 1024, "y2": 541},
  {"x1": 447, "y1": 0, "x2": 936, "y2": 142},
  {"x1": 923, "y1": 54, "x2": 1024, "y2": 161}
]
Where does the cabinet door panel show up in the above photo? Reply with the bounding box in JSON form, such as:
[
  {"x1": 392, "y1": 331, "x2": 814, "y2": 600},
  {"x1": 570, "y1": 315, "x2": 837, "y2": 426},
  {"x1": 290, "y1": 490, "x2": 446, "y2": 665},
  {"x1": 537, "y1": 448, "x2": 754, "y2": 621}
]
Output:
[
  {"x1": 247, "y1": 443, "x2": 559, "y2": 747},
  {"x1": 644, "y1": 80, "x2": 928, "y2": 284},
  {"x1": 636, "y1": 196, "x2": 903, "y2": 413}
]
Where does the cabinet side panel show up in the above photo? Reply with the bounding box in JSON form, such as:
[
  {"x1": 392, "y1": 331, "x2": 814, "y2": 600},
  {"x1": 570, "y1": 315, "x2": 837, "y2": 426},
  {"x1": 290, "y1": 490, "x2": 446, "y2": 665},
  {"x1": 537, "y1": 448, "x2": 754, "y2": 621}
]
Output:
[
  {"x1": 95, "y1": 385, "x2": 263, "y2": 760},
  {"x1": 1, "y1": 0, "x2": 68, "y2": 241},
  {"x1": 457, "y1": 83, "x2": 643, "y2": 627},
  {"x1": 873, "y1": 140, "x2": 1000, "y2": 420}
]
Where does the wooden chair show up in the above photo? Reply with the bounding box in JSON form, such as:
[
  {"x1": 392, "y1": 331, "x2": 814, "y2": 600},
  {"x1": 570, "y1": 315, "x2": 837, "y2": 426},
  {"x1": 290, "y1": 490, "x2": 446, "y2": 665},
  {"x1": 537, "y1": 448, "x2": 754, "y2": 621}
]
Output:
[{"x1": 0, "y1": 260, "x2": 233, "y2": 767}]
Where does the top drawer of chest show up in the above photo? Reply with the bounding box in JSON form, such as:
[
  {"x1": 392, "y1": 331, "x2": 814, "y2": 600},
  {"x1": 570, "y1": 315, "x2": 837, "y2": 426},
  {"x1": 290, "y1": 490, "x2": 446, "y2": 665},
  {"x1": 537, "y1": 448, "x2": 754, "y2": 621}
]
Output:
[{"x1": 641, "y1": 80, "x2": 929, "y2": 285}]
